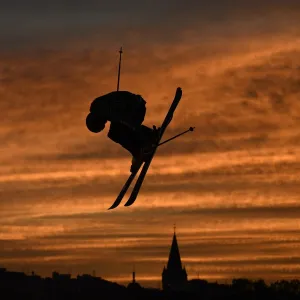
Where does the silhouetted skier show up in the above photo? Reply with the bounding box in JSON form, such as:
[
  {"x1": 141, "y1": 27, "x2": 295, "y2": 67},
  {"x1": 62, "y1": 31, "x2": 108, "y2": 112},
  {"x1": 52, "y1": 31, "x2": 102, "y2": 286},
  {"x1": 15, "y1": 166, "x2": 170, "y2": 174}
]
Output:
[{"x1": 86, "y1": 91, "x2": 159, "y2": 172}]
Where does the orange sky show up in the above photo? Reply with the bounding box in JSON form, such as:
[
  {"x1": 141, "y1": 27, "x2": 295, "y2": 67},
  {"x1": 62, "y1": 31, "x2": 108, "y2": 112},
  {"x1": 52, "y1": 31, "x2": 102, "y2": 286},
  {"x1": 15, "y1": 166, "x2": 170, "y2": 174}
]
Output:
[{"x1": 1, "y1": 1, "x2": 300, "y2": 287}]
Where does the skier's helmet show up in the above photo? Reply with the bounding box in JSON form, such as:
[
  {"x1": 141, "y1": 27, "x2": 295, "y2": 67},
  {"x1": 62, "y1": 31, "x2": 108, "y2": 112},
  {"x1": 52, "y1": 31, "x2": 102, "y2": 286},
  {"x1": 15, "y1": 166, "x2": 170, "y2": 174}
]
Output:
[{"x1": 86, "y1": 112, "x2": 107, "y2": 133}]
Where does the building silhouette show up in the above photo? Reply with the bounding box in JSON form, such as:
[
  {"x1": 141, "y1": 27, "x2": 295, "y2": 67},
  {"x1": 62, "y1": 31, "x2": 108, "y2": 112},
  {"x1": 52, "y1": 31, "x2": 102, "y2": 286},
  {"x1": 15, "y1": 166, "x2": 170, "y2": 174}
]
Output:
[
  {"x1": 162, "y1": 226, "x2": 188, "y2": 291},
  {"x1": 52, "y1": 271, "x2": 71, "y2": 281},
  {"x1": 127, "y1": 269, "x2": 141, "y2": 290}
]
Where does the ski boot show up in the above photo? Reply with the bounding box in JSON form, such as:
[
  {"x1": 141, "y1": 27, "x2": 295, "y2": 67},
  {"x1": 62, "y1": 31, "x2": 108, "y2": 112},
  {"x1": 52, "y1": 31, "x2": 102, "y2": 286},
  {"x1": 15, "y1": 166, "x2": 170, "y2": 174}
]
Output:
[
  {"x1": 130, "y1": 125, "x2": 160, "y2": 173},
  {"x1": 130, "y1": 150, "x2": 144, "y2": 173},
  {"x1": 152, "y1": 125, "x2": 161, "y2": 145}
]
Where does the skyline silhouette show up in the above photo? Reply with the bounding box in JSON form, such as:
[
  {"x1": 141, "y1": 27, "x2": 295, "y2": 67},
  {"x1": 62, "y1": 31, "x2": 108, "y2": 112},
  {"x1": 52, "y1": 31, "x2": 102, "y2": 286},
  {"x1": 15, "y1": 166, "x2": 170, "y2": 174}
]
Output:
[
  {"x1": 2, "y1": 229, "x2": 300, "y2": 291},
  {"x1": 2, "y1": 266, "x2": 300, "y2": 300}
]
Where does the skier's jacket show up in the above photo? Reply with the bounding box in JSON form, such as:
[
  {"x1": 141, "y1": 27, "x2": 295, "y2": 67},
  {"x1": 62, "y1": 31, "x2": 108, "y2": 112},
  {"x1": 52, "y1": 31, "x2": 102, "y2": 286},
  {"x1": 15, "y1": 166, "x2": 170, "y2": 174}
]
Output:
[
  {"x1": 89, "y1": 91, "x2": 146, "y2": 128},
  {"x1": 89, "y1": 91, "x2": 147, "y2": 156}
]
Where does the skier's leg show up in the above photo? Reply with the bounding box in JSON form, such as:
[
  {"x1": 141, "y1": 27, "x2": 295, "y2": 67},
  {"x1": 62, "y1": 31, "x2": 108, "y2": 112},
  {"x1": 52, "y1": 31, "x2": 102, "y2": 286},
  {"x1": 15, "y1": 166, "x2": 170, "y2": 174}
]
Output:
[
  {"x1": 128, "y1": 125, "x2": 157, "y2": 173},
  {"x1": 108, "y1": 122, "x2": 143, "y2": 156},
  {"x1": 107, "y1": 122, "x2": 156, "y2": 173},
  {"x1": 129, "y1": 125, "x2": 161, "y2": 173},
  {"x1": 128, "y1": 125, "x2": 160, "y2": 173},
  {"x1": 138, "y1": 125, "x2": 160, "y2": 152}
]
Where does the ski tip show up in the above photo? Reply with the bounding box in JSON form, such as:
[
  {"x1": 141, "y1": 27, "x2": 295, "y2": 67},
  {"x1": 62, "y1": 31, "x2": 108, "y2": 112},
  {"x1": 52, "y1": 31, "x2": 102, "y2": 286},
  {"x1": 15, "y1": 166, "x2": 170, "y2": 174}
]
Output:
[
  {"x1": 124, "y1": 196, "x2": 137, "y2": 207},
  {"x1": 176, "y1": 87, "x2": 182, "y2": 97},
  {"x1": 108, "y1": 204, "x2": 119, "y2": 210}
]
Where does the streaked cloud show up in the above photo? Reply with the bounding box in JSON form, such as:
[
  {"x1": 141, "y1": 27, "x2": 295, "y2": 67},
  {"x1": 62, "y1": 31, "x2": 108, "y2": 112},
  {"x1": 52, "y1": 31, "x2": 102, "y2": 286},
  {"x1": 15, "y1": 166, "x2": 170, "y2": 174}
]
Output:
[{"x1": 1, "y1": 1, "x2": 300, "y2": 288}]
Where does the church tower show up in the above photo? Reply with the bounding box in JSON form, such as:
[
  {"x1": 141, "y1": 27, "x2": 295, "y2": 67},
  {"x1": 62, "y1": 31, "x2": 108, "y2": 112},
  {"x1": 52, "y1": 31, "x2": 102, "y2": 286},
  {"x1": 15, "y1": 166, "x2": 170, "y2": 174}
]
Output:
[
  {"x1": 127, "y1": 266, "x2": 141, "y2": 290},
  {"x1": 162, "y1": 225, "x2": 188, "y2": 290}
]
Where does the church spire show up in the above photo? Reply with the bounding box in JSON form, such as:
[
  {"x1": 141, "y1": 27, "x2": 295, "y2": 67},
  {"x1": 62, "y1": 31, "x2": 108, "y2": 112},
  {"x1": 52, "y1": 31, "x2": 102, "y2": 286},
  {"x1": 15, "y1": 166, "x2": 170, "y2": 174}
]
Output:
[
  {"x1": 167, "y1": 225, "x2": 182, "y2": 271},
  {"x1": 162, "y1": 225, "x2": 188, "y2": 290}
]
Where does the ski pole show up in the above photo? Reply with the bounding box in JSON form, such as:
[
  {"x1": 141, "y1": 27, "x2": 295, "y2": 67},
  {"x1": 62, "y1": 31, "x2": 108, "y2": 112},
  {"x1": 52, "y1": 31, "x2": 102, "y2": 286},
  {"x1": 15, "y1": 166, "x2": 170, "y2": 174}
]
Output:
[
  {"x1": 117, "y1": 47, "x2": 123, "y2": 91},
  {"x1": 158, "y1": 127, "x2": 195, "y2": 147}
]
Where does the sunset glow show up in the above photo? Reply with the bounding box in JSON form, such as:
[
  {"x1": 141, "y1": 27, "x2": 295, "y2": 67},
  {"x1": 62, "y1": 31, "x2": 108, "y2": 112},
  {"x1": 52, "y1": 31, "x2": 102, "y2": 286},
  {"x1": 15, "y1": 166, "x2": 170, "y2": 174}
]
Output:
[{"x1": 1, "y1": 0, "x2": 300, "y2": 288}]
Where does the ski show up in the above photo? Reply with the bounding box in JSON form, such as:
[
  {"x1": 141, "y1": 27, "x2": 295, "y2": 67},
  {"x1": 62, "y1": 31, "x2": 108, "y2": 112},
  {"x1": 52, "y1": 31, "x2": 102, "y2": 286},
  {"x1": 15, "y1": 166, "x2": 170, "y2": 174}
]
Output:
[
  {"x1": 124, "y1": 87, "x2": 183, "y2": 207},
  {"x1": 108, "y1": 161, "x2": 143, "y2": 210}
]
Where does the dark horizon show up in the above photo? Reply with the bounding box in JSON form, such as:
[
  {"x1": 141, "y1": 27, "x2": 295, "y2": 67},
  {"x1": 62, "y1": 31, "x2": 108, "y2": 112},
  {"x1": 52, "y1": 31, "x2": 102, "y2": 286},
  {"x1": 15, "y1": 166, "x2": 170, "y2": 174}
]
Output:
[
  {"x1": 2, "y1": 264, "x2": 300, "y2": 300},
  {"x1": 2, "y1": 264, "x2": 300, "y2": 286}
]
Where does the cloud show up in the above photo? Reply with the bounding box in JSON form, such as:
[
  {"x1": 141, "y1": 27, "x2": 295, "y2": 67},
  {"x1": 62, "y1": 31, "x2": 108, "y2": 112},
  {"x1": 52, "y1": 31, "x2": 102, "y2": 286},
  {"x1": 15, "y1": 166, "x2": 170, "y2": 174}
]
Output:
[
  {"x1": 2, "y1": 7, "x2": 300, "y2": 285},
  {"x1": 3, "y1": 44, "x2": 299, "y2": 169},
  {"x1": 1, "y1": 154, "x2": 300, "y2": 210},
  {"x1": 2, "y1": 224, "x2": 300, "y2": 281},
  {"x1": 1, "y1": 0, "x2": 300, "y2": 51}
]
